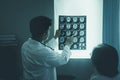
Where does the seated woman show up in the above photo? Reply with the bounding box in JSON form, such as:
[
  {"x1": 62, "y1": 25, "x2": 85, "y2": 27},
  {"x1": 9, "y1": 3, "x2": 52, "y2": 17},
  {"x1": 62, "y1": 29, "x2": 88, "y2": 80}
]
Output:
[{"x1": 90, "y1": 44, "x2": 120, "y2": 80}]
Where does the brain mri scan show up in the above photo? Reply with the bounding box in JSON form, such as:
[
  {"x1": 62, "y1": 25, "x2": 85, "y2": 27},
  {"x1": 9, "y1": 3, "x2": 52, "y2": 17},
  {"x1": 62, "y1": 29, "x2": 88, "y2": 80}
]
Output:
[{"x1": 59, "y1": 16, "x2": 86, "y2": 50}]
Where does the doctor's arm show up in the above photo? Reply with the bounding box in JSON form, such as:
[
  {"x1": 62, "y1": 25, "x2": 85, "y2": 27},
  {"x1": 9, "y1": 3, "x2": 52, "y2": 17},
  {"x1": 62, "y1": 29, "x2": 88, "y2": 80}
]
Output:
[
  {"x1": 46, "y1": 29, "x2": 60, "y2": 49},
  {"x1": 45, "y1": 35, "x2": 73, "y2": 66}
]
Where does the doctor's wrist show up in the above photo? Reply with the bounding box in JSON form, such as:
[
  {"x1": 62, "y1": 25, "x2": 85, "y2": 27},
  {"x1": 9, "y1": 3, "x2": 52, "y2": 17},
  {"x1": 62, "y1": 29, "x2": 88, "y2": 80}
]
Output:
[{"x1": 54, "y1": 36, "x2": 58, "y2": 39}]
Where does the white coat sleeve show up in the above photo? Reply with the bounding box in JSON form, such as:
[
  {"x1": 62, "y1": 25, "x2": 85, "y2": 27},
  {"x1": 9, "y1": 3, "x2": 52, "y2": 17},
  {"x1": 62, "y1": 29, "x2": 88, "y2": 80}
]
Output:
[
  {"x1": 46, "y1": 38, "x2": 57, "y2": 49},
  {"x1": 44, "y1": 38, "x2": 71, "y2": 66},
  {"x1": 44, "y1": 46, "x2": 71, "y2": 67}
]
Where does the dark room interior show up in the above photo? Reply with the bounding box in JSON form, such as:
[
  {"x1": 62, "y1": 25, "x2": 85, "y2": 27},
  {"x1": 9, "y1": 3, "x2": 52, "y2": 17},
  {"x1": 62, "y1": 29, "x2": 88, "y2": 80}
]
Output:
[{"x1": 0, "y1": 0, "x2": 120, "y2": 80}]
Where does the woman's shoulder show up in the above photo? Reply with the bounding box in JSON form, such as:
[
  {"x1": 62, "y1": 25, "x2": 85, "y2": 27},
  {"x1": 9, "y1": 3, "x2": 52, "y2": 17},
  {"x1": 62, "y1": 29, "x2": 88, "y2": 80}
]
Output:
[
  {"x1": 90, "y1": 73, "x2": 120, "y2": 80},
  {"x1": 115, "y1": 73, "x2": 120, "y2": 80}
]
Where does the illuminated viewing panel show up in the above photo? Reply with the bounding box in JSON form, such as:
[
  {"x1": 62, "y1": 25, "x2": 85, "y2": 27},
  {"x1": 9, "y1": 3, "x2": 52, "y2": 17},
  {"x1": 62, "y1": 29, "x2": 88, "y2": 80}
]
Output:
[
  {"x1": 59, "y1": 16, "x2": 86, "y2": 50},
  {"x1": 54, "y1": 0, "x2": 103, "y2": 58}
]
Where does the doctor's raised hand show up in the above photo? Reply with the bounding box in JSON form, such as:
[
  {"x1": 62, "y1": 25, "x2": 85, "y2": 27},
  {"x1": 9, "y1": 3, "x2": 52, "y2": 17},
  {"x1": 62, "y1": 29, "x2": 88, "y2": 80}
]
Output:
[
  {"x1": 54, "y1": 29, "x2": 73, "y2": 46},
  {"x1": 65, "y1": 35, "x2": 74, "y2": 47},
  {"x1": 54, "y1": 29, "x2": 61, "y2": 39}
]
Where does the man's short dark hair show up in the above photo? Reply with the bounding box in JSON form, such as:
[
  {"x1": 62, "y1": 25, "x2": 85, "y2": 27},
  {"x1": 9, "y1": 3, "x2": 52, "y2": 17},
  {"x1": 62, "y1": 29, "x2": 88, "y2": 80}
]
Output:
[
  {"x1": 91, "y1": 44, "x2": 118, "y2": 77},
  {"x1": 30, "y1": 16, "x2": 52, "y2": 38}
]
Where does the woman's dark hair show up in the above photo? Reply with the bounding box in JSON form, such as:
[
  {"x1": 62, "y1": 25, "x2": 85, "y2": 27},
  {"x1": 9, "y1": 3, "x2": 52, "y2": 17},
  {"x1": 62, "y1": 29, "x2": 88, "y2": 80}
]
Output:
[
  {"x1": 30, "y1": 16, "x2": 51, "y2": 38},
  {"x1": 91, "y1": 44, "x2": 119, "y2": 77}
]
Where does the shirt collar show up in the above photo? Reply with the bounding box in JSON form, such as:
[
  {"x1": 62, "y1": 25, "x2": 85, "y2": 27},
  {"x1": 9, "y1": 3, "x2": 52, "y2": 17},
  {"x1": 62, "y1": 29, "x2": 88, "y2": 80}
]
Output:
[{"x1": 28, "y1": 38, "x2": 45, "y2": 46}]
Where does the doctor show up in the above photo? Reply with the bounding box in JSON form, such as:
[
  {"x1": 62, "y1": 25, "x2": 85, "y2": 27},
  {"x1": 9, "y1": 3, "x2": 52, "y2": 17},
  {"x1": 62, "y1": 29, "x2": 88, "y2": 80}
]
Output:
[{"x1": 21, "y1": 16, "x2": 73, "y2": 80}]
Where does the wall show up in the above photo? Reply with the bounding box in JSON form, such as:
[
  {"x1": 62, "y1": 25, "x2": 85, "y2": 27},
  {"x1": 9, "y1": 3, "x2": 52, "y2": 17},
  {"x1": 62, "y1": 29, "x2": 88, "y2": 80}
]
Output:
[
  {"x1": 0, "y1": 0, "x2": 94, "y2": 80},
  {"x1": 0, "y1": 0, "x2": 54, "y2": 44},
  {"x1": 103, "y1": 0, "x2": 120, "y2": 72},
  {"x1": 0, "y1": 0, "x2": 54, "y2": 80}
]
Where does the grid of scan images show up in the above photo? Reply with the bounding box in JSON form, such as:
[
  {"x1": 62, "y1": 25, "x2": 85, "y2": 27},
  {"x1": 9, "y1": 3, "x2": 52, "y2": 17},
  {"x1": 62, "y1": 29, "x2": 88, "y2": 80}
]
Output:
[{"x1": 59, "y1": 16, "x2": 86, "y2": 50}]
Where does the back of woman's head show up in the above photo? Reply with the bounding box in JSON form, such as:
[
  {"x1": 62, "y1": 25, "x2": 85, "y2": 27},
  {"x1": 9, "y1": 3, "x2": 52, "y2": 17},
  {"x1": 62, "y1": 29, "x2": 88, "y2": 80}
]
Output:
[{"x1": 91, "y1": 44, "x2": 119, "y2": 77}]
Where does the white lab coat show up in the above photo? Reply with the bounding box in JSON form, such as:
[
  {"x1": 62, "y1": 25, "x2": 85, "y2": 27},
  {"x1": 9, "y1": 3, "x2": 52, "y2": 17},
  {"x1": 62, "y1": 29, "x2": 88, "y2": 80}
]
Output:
[{"x1": 21, "y1": 38, "x2": 71, "y2": 80}]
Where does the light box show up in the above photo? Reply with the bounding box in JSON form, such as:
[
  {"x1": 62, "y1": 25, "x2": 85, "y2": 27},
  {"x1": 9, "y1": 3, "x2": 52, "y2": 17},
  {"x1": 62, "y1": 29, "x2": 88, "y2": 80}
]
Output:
[{"x1": 54, "y1": 0, "x2": 103, "y2": 58}]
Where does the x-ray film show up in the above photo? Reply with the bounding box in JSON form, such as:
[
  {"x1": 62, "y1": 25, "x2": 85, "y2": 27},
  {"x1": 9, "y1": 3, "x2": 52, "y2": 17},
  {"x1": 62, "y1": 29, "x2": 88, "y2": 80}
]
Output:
[{"x1": 59, "y1": 16, "x2": 86, "y2": 50}]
